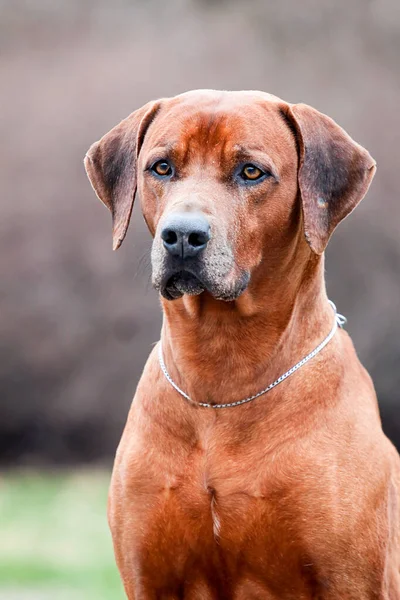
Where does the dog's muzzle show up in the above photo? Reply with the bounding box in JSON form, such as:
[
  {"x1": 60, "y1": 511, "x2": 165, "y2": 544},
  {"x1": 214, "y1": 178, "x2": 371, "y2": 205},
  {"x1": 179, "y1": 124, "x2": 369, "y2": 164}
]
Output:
[{"x1": 151, "y1": 211, "x2": 250, "y2": 301}]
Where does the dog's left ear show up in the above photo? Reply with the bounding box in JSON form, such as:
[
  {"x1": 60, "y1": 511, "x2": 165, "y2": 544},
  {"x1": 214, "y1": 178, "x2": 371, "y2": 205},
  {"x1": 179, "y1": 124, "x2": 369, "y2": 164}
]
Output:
[
  {"x1": 84, "y1": 100, "x2": 160, "y2": 250},
  {"x1": 283, "y1": 103, "x2": 376, "y2": 254}
]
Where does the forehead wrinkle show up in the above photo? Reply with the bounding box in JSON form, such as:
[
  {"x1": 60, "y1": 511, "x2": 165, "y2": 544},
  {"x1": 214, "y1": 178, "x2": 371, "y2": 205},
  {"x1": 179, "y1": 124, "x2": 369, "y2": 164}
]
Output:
[
  {"x1": 152, "y1": 103, "x2": 287, "y2": 172},
  {"x1": 169, "y1": 111, "x2": 234, "y2": 169},
  {"x1": 234, "y1": 144, "x2": 268, "y2": 154}
]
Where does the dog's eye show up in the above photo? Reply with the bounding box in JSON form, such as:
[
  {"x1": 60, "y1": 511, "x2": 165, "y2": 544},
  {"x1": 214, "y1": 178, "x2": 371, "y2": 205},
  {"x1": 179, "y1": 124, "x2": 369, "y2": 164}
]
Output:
[
  {"x1": 239, "y1": 164, "x2": 265, "y2": 181},
  {"x1": 151, "y1": 160, "x2": 173, "y2": 177}
]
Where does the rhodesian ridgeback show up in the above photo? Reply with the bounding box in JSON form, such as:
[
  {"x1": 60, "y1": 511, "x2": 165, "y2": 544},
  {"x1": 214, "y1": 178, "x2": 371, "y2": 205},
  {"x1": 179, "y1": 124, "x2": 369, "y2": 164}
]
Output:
[{"x1": 85, "y1": 90, "x2": 400, "y2": 599}]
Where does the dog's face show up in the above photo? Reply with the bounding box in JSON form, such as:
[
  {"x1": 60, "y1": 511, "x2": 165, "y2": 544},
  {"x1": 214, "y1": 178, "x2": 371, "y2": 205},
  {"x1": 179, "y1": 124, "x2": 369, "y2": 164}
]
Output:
[
  {"x1": 139, "y1": 92, "x2": 298, "y2": 300},
  {"x1": 85, "y1": 90, "x2": 376, "y2": 302}
]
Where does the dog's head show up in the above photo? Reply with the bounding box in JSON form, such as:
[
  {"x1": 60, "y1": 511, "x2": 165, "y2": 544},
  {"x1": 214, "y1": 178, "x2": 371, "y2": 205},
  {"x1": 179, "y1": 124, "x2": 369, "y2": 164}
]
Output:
[{"x1": 85, "y1": 90, "x2": 375, "y2": 302}]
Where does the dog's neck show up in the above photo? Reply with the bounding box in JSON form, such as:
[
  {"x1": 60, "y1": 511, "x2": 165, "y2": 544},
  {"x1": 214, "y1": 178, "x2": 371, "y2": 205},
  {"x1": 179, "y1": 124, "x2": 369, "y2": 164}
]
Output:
[{"x1": 160, "y1": 253, "x2": 333, "y2": 406}]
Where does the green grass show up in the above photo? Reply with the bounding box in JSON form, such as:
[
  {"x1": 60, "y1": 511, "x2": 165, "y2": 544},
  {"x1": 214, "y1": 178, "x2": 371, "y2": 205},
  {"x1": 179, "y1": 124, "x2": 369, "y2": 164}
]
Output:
[{"x1": 0, "y1": 470, "x2": 125, "y2": 599}]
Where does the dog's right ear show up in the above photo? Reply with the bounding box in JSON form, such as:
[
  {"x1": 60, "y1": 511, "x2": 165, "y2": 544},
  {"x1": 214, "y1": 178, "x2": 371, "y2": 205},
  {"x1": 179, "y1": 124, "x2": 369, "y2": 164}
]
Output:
[{"x1": 84, "y1": 100, "x2": 160, "y2": 250}]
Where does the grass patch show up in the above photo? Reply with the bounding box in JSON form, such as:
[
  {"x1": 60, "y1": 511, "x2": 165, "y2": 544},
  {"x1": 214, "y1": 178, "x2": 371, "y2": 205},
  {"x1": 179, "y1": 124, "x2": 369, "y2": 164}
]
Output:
[{"x1": 0, "y1": 470, "x2": 124, "y2": 599}]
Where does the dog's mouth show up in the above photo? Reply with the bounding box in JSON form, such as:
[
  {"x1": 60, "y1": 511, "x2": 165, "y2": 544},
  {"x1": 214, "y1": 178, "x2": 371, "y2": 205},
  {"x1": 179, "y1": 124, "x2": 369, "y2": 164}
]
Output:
[
  {"x1": 152, "y1": 235, "x2": 250, "y2": 302},
  {"x1": 160, "y1": 268, "x2": 250, "y2": 302},
  {"x1": 163, "y1": 270, "x2": 205, "y2": 300}
]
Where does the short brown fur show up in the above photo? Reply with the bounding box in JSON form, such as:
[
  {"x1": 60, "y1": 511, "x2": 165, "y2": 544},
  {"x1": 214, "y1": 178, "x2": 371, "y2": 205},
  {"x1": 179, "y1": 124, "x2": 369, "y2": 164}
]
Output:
[{"x1": 85, "y1": 90, "x2": 400, "y2": 599}]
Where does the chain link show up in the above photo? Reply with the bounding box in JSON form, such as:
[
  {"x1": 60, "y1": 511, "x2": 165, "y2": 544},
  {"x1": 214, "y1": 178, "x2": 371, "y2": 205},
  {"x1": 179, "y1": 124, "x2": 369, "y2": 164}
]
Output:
[{"x1": 158, "y1": 300, "x2": 346, "y2": 409}]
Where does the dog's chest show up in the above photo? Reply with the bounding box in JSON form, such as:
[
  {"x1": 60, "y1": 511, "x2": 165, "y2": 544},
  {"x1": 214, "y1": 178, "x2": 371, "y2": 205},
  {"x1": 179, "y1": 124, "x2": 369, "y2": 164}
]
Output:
[{"x1": 110, "y1": 411, "x2": 328, "y2": 596}]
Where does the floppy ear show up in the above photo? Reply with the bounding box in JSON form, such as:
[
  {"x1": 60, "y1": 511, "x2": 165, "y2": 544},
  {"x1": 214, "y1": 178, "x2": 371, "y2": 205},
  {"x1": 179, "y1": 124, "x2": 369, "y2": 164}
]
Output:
[
  {"x1": 283, "y1": 103, "x2": 376, "y2": 254},
  {"x1": 84, "y1": 100, "x2": 160, "y2": 250}
]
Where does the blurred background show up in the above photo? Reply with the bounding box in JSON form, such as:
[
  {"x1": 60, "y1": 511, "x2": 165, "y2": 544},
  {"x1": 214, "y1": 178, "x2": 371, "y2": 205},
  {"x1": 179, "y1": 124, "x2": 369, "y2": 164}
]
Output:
[{"x1": 1, "y1": 0, "x2": 399, "y2": 597}]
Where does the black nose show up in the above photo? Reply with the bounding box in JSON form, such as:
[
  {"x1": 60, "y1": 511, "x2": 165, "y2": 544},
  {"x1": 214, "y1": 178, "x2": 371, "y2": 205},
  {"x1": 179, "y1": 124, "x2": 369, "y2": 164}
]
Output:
[{"x1": 161, "y1": 213, "x2": 211, "y2": 259}]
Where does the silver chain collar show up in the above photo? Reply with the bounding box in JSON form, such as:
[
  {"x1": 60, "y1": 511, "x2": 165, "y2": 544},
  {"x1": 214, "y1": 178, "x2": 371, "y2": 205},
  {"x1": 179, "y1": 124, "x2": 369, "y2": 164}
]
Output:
[{"x1": 158, "y1": 300, "x2": 346, "y2": 409}]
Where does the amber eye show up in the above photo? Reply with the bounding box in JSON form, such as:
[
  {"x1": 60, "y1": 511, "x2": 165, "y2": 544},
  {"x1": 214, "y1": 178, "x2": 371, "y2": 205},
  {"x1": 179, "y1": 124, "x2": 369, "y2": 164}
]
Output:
[
  {"x1": 151, "y1": 160, "x2": 173, "y2": 177},
  {"x1": 240, "y1": 164, "x2": 265, "y2": 181}
]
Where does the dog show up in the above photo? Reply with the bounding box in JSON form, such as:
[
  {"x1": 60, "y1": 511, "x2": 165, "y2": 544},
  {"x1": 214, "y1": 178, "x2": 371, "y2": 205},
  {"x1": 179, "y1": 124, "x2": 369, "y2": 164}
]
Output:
[{"x1": 85, "y1": 90, "x2": 400, "y2": 599}]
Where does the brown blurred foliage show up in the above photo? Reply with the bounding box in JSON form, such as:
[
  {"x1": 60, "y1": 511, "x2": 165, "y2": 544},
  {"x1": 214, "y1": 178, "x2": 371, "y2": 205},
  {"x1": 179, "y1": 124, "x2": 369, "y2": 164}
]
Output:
[{"x1": 1, "y1": 0, "x2": 399, "y2": 465}]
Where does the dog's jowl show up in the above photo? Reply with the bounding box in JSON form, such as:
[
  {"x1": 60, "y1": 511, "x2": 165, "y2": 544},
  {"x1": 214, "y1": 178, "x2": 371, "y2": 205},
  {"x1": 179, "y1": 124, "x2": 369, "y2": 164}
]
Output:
[{"x1": 85, "y1": 90, "x2": 400, "y2": 599}]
